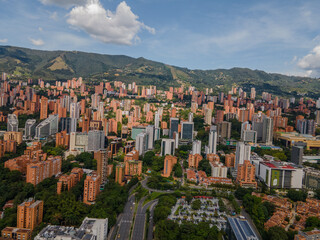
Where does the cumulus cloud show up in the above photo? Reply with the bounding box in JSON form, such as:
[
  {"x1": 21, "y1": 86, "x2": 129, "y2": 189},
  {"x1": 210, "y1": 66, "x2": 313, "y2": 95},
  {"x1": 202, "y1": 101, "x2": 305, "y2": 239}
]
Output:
[
  {"x1": 39, "y1": 0, "x2": 86, "y2": 8},
  {"x1": 0, "y1": 38, "x2": 8, "y2": 43},
  {"x1": 29, "y1": 38, "x2": 45, "y2": 46},
  {"x1": 298, "y1": 45, "x2": 320, "y2": 77},
  {"x1": 67, "y1": 0, "x2": 155, "y2": 45}
]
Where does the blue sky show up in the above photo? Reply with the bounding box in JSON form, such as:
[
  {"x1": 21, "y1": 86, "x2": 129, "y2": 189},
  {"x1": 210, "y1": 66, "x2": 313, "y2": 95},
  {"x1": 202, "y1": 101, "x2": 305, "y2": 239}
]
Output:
[{"x1": 1, "y1": 0, "x2": 320, "y2": 77}]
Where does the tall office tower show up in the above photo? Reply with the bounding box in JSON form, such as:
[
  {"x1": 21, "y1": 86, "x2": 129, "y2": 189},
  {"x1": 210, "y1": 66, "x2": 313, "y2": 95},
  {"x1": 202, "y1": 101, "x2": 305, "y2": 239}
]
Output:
[
  {"x1": 70, "y1": 102, "x2": 80, "y2": 119},
  {"x1": 91, "y1": 93, "x2": 100, "y2": 110},
  {"x1": 235, "y1": 142, "x2": 251, "y2": 169},
  {"x1": 291, "y1": 146, "x2": 303, "y2": 166},
  {"x1": 192, "y1": 140, "x2": 201, "y2": 155},
  {"x1": 219, "y1": 92, "x2": 224, "y2": 103},
  {"x1": 59, "y1": 117, "x2": 77, "y2": 133},
  {"x1": 240, "y1": 121, "x2": 251, "y2": 140},
  {"x1": 252, "y1": 121, "x2": 263, "y2": 142},
  {"x1": 40, "y1": 97, "x2": 48, "y2": 120},
  {"x1": 7, "y1": 114, "x2": 18, "y2": 132},
  {"x1": 316, "y1": 111, "x2": 320, "y2": 125},
  {"x1": 236, "y1": 160, "x2": 257, "y2": 188},
  {"x1": 35, "y1": 115, "x2": 59, "y2": 139},
  {"x1": 169, "y1": 117, "x2": 179, "y2": 138},
  {"x1": 146, "y1": 125, "x2": 155, "y2": 150},
  {"x1": 161, "y1": 139, "x2": 175, "y2": 156},
  {"x1": 24, "y1": 119, "x2": 36, "y2": 140},
  {"x1": 262, "y1": 117, "x2": 274, "y2": 145},
  {"x1": 242, "y1": 130, "x2": 257, "y2": 143},
  {"x1": 217, "y1": 121, "x2": 231, "y2": 142},
  {"x1": 83, "y1": 172, "x2": 100, "y2": 205},
  {"x1": 204, "y1": 108, "x2": 213, "y2": 126},
  {"x1": 188, "y1": 112, "x2": 194, "y2": 122},
  {"x1": 250, "y1": 88, "x2": 256, "y2": 100},
  {"x1": 17, "y1": 198, "x2": 43, "y2": 230},
  {"x1": 181, "y1": 121, "x2": 194, "y2": 141},
  {"x1": 154, "y1": 127, "x2": 161, "y2": 141},
  {"x1": 94, "y1": 150, "x2": 108, "y2": 182},
  {"x1": 87, "y1": 130, "x2": 105, "y2": 151},
  {"x1": 173, "y1": 131, "x2": 179, "y2": 149},
  {"x1": 154, "y1": 111, "x2": 160, "y2": 128},
  {"x1": 208, "y1": 125, "x2": 217, "y2": 154},
  {"x1": 97, "y1": 102, "x2": 105, "y2": 120},
  {"x1": 69, "y1": 132, "x2": 88, "y2": 152},
  {"x1": 136, "y1": 132, "x2": 147, "y2": 156}
]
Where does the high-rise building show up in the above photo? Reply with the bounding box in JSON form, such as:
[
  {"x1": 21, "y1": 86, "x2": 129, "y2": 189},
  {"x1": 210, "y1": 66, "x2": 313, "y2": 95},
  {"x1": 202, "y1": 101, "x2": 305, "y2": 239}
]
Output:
[
  {"x1": 262, "y1": 117, "x2": 274, "y2": 145},
  {"x1": 181, "y1": 121, "x2": 194, "y2": 141},
  {"x1": 7, "y1": 114, "x2": 18, "y2": 132},
  {"x1": 24, "y1": 119, "x2": 36, "y2": 140},
  {"x1": 162, "y1": 155, "x2": 177, "y2": 177},
  {"x1": 297, "y1": 119, "x2": 316, "y2": 136},
  {"x1": 252, "y1": 121, "x2": 263, "y2": 142},
  {"x1": 145, "y1": 125, "x2": 155, "y2": 150},
  {"x1": 235, "y1": 142, "x2": 251, "y2": 169},
  {"x1": 204, "y1": 108, "x2": 212, "y2": 125},
  {"x1": 236, "y1": 160, "x2": 257, "y2": 188},
  {"x1": 207, "y1": 125, "x2": 217, "y2": 154},
  {"x1": 87, "y1": 130, "x2": 105, "y2": 151},
  {"x1": 192, "y1": 140, "x2": 201, "y2": 155},
  {"x1": 291, "y1": 146, "x2": 303, "y2": 166},
  {"x1": 69, "y1": 132, "x2": 88, "y2": 152},
  {"x1": 17, "y1": 198, "x2": 43, "y2": 230},
  {"x1": 125, "y1": 160, "x2": 142, "y2": 176},
  {"x1": 94, "y1": 150, "x2": 108, "y2": 182},
  {"x1": 169, "y1": 118, "x2": 179, "y2": 138},
  {"x1": 136, "y1": 132, "x2": 148, "y2": 156},
  {"x1": 115, "y1": 164, "x2": 125, "y2": 185},
  {"x1": 188, "y1": 154, "x2": 203, "y2": 169},
  {"x1": 211, "y1": 163, "x2": 228, "y2": 178},
  {"x1": 40, "y1": 97, "x2": 48, "y2": 120},
  {"x1": 154, "y1": 111, "x2": 160, "y2": 128},
  {"x1": 59, "y1": 117, "x2": 77, "y2": 133},
  {"x1": 70, "y1": 102, "x2": 80, "y2": 119},
  {"x1": 35, "y1": 115, "x2": 59, "y2": 139},
  {"x1": 83, "y1": 171, "x2": 100, "y2": 205},
  {"x1": 161, "y1": 139, "x2": 175, "y2": 156},
  {"x1": 242, "y1": 130, "x2": 257, "y2": 143},
  {"x1": 217, "y1": 121, "x2": 231, "y2": 142},
  {"x1": 26, "y1": 156, "x2": 62, "y2": 185}
]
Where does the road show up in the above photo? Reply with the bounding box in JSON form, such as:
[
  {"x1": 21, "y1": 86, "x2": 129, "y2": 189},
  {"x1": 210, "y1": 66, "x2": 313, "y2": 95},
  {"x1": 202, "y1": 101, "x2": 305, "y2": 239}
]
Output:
[
  {"x1": 147, "y1": 200, "x2": 158, "y2": 240},
  {"x1": 108, "y1": 183, "x2": 138, "y2": 240},
  {"x1": 131, "y1": 198, "x2": 158, "y2": 240},
  {"x1": 112, "y1": 194, "x2": 136, "y2": 240}
]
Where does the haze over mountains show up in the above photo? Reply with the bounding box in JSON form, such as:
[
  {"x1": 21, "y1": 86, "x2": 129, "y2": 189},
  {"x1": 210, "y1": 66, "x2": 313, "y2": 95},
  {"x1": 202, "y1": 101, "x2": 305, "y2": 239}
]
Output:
[{"x1": 0, "y1": 45, "x2": 319, "y2": 97}]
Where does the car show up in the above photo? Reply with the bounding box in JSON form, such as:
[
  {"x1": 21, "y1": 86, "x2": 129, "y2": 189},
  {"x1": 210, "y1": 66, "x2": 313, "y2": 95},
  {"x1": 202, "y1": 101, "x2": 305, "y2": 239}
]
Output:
[{"x1": 118, "y1": 234, "x2": 121, "y2": 238}]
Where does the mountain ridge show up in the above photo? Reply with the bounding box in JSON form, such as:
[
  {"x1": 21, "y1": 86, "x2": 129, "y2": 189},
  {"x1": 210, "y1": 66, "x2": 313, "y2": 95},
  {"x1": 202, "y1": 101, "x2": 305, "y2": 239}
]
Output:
[{"x1": 0, "y1": 45, "x2": 319, "y2": 97}]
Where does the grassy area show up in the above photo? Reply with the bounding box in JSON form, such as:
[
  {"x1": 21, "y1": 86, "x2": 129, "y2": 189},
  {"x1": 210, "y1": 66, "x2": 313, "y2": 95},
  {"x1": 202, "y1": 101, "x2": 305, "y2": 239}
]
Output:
[{"x1": 143, "y1": 192, "x2": 165, "y2": 205}]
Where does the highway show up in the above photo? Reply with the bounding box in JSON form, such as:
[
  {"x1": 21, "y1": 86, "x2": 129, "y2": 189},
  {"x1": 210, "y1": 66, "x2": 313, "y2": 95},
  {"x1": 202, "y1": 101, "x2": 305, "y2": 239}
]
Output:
[
  {"x1": 111, "y1": 194, "x2": 136, "y2": 240},
  {"x1": 141, "y1": 175, "x2": 174, "y2": 193},
  {"x1": 147, "y1": 200, "x2": 158, "y2": 240},
  {"x1": 131, "y1": 197, "x2": 158, "y2": 240}
]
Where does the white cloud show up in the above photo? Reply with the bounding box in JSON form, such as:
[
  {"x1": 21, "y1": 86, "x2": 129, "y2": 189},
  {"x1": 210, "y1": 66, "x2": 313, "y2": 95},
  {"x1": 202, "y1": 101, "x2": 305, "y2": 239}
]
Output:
[
  {"x1": 298, "y1": 45, "x2": 320, "y2": 77},
  {"x1": 29, "y1": 38, "x2": 45, "y2": 46},
  {"x1": 0, "y1": 38, "x2": 8, "y2": 43},
  {"x1": 39, "y1": 0, "x2": 86, "y2": 8},
  {"x1": 67, "y1": 0, "x2": 155, "y2": 45}
]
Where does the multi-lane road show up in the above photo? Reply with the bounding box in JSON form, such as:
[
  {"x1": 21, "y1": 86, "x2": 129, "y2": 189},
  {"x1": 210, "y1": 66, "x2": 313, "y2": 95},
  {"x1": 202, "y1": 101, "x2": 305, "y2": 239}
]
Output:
[{"x1": 131, "y1": 198, "x2": 158, "y2": 240}]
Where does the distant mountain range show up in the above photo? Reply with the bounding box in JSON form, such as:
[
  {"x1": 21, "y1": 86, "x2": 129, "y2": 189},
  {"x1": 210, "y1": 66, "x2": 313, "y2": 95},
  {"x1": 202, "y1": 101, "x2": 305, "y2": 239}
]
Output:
[{"x1": 0, "y1": 45, "x2": 319, "y2": 97}]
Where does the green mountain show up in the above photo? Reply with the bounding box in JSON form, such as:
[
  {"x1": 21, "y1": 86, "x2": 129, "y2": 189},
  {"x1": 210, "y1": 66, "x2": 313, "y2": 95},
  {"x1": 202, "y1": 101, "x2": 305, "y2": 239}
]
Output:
[{"x1": 0, "y1": 45, "x2": 319, "y2": 97}]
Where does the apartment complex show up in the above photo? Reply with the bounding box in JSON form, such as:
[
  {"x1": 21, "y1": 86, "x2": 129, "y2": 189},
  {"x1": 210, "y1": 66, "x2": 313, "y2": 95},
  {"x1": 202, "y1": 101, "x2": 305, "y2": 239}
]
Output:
[
  {"x1": 83, "y1": 172, "x2": 101, "y2": 205},
  {"x1": 17, "y1": 198, "x2": 43, "y2": 230}
]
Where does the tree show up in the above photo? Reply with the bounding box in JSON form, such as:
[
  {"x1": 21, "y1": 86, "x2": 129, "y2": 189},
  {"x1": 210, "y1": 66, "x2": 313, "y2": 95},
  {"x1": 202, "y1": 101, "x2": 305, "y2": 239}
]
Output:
[
  {"x1": 198, "y1": 160, "x2": 211, "y2": 176},
  {"x1": 191, "y1": 199, "x2": 201, "y2": 210},
  {"x1": 267, "y1": 226, "x2": 288, "y2": 240},
  {"x1": 155, "y1": 220, "x2": 179, "y2": 240},
  {"x1": 173, "y1": 163, "x2": 182, "y2": 178},
  {"x1": 235, "y1": 187, "x2": 253, "y2": 200},
  {"x1": 286, "y1": 189, "x2": 307, "y2": 202}
]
